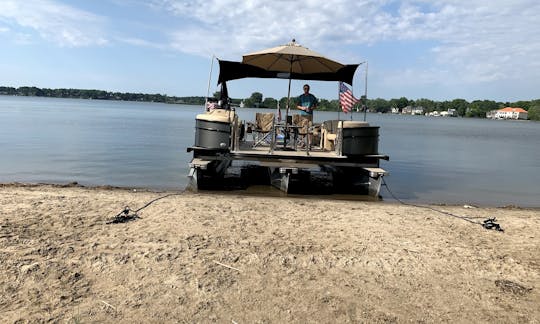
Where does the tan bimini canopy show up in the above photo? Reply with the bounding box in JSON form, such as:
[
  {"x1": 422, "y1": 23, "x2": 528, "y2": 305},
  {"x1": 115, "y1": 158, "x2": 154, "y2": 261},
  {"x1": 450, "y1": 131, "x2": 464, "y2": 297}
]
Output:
[
  {"x1": 217, "y1": 40, "x2": 360, "y2": 85},
  {"x1": 242, "y1": 40, "x2": 344, "y2": 74}
]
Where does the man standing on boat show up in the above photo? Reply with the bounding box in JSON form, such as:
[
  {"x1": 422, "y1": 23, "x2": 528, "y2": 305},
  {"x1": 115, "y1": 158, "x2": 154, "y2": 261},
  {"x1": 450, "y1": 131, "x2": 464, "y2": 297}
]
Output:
[
  {"x1": 295, "y1": 84, "x2": 318, "y2": 148},
  {"x1": 296, "y1": 84, "x2": 318, "y2": 120}
]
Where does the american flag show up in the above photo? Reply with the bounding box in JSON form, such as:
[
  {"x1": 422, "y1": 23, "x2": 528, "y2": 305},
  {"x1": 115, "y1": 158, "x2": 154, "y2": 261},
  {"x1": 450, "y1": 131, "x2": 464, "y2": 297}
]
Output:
[{"x1": 339, "y1": 81, "x2": 359, "y2": 113}]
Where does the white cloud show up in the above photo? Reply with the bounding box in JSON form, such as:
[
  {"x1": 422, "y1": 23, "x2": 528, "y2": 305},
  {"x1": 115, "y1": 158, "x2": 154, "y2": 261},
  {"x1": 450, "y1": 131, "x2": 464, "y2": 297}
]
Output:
[
  {"x1": 395, "y1": 1, "x2": 540, "y2": 84},
  {"x1": 150, "y1": 0, "x2": 540, "y2": 89},
  {"x1": 154, "y1": 0, "x2": 390, "y2": 59},
  {"x1": 0, "y1": 0, "x2": 108, "y2": 46},
  {"x1": 118, "y1": 37, "x2": 166, "y2": 50},
  {"x1": 2, "y1": 0, "x2": 537, "y2": 99}
]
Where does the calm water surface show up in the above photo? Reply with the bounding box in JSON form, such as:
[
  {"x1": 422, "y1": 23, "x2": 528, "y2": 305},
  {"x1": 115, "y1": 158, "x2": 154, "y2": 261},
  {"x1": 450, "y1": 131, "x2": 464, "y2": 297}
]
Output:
[{"x1": 1, "y1": 96, "x2": 539, "y2": 207}]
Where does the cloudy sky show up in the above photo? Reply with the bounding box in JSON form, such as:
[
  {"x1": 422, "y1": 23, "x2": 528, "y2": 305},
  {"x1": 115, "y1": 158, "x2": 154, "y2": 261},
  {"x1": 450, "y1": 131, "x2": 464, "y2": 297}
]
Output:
[{"x1": 0, "y1": 0, "x2": 539, "y2": 101}]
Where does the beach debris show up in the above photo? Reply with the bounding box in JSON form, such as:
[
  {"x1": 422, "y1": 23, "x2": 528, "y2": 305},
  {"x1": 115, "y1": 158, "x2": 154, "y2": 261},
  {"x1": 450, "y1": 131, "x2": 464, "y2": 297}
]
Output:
[
  {"x1": 463, "y1": 204, "x2": 476, "y2": 209},
  {"x1": 482, "y1": 218, "x2": 504, "y2": 232},
  {"x1": 501, "y1": 204, "x2": 522, "y2": 209},
  {"x1": 107, "y1": 206, "x2": 141, "y2": 224},
  {"x1": 213, "y1": 260, "x2": 242, "y2": 272},
  {"x1": 100, "y1": 300, "x2": 117, "y2": 314},
  {"x1": 495, "y1": 279, "x2": 532, "y2": 296},
  {"x1": 19, "y1": 262, "x2": 40, "y2": 274}
]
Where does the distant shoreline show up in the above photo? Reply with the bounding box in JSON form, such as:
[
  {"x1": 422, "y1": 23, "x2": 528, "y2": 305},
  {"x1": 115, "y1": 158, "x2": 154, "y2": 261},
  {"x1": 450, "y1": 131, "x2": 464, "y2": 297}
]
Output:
[
  {"x1": 0, "y1": 89, "x2": 206, "y2": 105},
  {"x1": 2, "y1": 89, "x2": 539, "y2": 119},
  {"x1": 0, "y1": 93, "x2": 201, "y2": 106}
]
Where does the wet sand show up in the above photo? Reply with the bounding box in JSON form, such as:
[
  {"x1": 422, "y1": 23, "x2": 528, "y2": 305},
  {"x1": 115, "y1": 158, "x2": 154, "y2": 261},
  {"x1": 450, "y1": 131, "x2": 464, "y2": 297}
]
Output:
[{"x1": 1, "y1": 183, "x2": 539, "y2": 323}]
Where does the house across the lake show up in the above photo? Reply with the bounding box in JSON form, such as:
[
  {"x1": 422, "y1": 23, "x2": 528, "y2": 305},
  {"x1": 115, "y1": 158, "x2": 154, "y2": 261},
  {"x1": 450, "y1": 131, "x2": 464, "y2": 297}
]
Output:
[
  {"x1": 487, "y1": 107, "x2": 528, "y2": 120},
  {"x1": 399, "y1": 106, "x2": 424, "y2": 115}
]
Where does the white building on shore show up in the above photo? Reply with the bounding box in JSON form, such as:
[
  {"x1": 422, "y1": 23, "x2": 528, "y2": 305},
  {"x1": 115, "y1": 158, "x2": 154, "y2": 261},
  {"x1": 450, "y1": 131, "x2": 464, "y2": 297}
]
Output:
[{"x1": 487, "y1": 107, "x2": 528, "y2": 120}]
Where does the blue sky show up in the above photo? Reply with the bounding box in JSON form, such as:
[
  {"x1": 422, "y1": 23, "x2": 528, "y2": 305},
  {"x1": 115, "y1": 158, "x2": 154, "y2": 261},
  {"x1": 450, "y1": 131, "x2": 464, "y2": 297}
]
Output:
[{"x1": 0, "y1": 0, "x2": 539, "y2": 102}]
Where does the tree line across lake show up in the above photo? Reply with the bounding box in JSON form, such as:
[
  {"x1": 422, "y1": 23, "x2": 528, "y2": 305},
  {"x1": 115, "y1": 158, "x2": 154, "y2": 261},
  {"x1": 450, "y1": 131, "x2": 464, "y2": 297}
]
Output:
[
  {"x1": 0, "y1": 86, "x2": 205, "y2": 105},
  {"x1": 2, "y1": 86, "x2": 539, "y2": 120},
  {"x1": 239, "y1": 92, "x2": 540, "y2": 120}
]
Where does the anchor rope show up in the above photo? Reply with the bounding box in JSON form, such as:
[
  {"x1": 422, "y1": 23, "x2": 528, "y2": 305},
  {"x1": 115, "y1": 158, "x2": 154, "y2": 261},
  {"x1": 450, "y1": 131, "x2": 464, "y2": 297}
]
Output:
[
  {"x1": 381, "y1": 177, "x2": 503, "y2": 232},
  {"x1": 108, "y1": 191, "x2": 185, "y2": 224}
]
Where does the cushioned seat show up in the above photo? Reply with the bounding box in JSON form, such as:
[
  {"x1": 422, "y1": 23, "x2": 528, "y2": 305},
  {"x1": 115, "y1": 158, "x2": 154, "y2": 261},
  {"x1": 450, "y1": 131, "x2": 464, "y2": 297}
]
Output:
[
  {"x1": 292, "y1": 114, "x2": 315, "y2": 149},
  {"x1": 320, "y1": 120, "x2": 370, "y2": 151},
  {"x1": 196, "y1": 108, "x2": 236, "y2": 123},
  {"x1": 341, "y1": 121, "x2": 369, "y2": 128}
]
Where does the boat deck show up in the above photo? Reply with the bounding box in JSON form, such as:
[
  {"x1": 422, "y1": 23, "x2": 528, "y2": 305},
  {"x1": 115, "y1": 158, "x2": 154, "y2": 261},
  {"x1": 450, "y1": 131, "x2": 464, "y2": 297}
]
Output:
[
  {"x1": 235, "y1": 141, "x2": 342, "y2": 157},
  {"x1": 189, "y1": 141, "x2": 388, "y2": 168}
]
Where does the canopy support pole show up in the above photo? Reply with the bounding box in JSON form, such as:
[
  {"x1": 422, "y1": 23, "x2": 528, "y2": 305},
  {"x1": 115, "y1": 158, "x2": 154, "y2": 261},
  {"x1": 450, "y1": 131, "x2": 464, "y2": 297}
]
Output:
[
  {"x1": 286, "y1": 78, "x2": 292, "y2": 122},
  {"x1": 285, "y1": 61, "x2": 293, "y2": 124},
  {"x1": 205, "y1": 55, "x2": 215, "y2": 112}
]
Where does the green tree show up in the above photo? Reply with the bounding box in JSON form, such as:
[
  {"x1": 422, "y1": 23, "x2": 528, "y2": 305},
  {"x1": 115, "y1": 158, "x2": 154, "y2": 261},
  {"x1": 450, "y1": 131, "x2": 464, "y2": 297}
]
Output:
[
  {"x1": 528, "y1": 105, "x2": 540, "y2": 121},
  {"x1": 467, "y1": 100, "x2": 499, "y2": 118},
  {"x1": 0, "y1": 86, "x2": 16, "y2": 95},
  {"x1": 243, "y1": 99, "x2": 254, "y2": 108},
  {"x1": 368, "y1": 98, "x2": 391, "y2": 113},
  {"x1": 261, "y1": 97, "x2": 277, "y2": 108},
  {"x1": 278, "y1": 97, "x2": 288, "y2": 109},
  {"x1": 389, "y1": 97, "x2": 409, "y2": 110},
  {"x1": 250, "y1": 92, "x2": 263, "y2": 107},
  {"x1": 317, "y1": 98, "x2": 328, "y2": 110},
  {"x1": 413, "y1": 98, "x2": 436, "y2": 113},
  {"x1": 449, "y1": 99, "x2": 469, "y2": 116},
  {"x1": 317, "y1": 98, "x2": 340, "y2": 111},
  {"x1": 243, "y1": 92, "x2": 263, "y2": 108},
  {"x1": 511, "y1": 100, "x2": 531, "y2": 110}
]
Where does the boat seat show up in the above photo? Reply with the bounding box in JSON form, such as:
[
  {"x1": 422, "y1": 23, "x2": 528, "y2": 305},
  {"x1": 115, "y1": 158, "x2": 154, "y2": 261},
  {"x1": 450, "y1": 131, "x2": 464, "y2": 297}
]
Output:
[
  {"x1": 292, "y1": 114, "x2": 312, "y2": 135},
  {"x1": 341, "y1": 120, "x2": 370, "y2": 128},
  {"x1": 320, "y1": 120, "x2": 339, "y2": 151},
  {"x1": 320, "y1": 120, "x2": 370, "y2": 151},
  {"x1": 292, "y1": 114, "x2": 322, "y2": 150},
  {"x1": 252, "y1": 113, "x2": 275, "y2": 147},
  {"x1": 196, "y1": 108, "x2": 236, "y2": 123}
]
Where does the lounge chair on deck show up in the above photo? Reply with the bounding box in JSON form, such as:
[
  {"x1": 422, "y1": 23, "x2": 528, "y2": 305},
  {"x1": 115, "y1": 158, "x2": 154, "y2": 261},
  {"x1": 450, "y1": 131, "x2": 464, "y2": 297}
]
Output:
[{"x1": 252, "y1": 113, "x2": 275, "y2": 147}]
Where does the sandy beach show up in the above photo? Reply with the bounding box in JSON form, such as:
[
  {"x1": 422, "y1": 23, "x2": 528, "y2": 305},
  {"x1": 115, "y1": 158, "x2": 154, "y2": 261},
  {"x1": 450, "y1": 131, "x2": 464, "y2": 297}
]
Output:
[{"x1": 1, "y1": 183, "x2": 539, "y2": 323}]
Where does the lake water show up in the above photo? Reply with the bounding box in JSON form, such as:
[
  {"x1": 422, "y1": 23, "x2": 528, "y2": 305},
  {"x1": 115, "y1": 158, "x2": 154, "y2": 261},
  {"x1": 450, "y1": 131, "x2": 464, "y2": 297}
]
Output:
[{"x1": 1, "y1": 95, "x2": 539, "y2": 207}]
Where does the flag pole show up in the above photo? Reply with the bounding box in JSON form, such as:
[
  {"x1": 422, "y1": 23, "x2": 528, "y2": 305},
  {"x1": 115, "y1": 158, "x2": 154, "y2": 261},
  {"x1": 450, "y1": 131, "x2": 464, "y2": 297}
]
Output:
[
  {"x1": 364, "y1": 61, "x2": 368, "y2": 122},
  {"x1": 350, "y1": 97, "x2": 353, "y2": 121},
  {"x1": 337, "y1": 82, "x2": 341, "y2": 121},
  {"x1": 350, "y1": 79, "x2": 353, "y2": 121}
]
